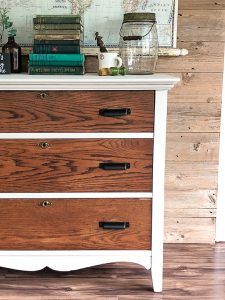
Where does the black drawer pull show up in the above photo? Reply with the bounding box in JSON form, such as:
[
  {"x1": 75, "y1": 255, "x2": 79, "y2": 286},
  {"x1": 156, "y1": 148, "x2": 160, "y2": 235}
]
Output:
[
  {"x1": 99, "y1": 222, "x2": 130, "y2": 230},
  {"x1": 99, "y1": 108, "x2": 131, "y2": 117},
  {"x1": 99, "y1": 162, "x2": 130, "y2": 170},
  {"x1": 123, "y1": 36, "x2": 142, "y2": 41}
]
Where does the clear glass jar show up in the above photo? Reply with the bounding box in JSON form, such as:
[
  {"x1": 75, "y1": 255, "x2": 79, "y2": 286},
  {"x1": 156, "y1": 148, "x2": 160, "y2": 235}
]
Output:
[{"x1": 119, "y1": 13, "x2": 158, "y2": 75}]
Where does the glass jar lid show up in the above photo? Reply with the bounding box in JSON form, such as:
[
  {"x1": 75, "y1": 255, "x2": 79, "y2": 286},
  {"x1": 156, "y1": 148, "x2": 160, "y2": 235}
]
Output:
[{"x1": 123, "y1": 13, "x2": 156, "y2": 23}]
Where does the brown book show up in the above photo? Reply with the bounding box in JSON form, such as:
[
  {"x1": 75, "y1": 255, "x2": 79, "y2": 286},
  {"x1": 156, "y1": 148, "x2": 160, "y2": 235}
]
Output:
[
  {"x1": 33, "y1": 29, "x2": 82, "y2": 35},
  {"x1": 34, "y1": 34, "x2": 81, "y2": 41}
]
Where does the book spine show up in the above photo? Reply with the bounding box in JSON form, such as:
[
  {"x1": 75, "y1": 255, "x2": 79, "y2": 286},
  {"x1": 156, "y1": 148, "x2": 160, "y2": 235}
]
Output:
[
  {"x1": 29, "y1": 54, "x2": 84, "y2": 63},
  {"x1": 29, "y1": 60, "x2": 84, "y2": 67},
  {"x1": 29, "y1": 66, "x2": 84, "y2": 75},
  {"x1": 33, "y1": 16, "x2": 81, "y2": 24},
  {"x1": 34, "y1": 29, "x2": 82, "y2": 35},
  {"x1": 34, "y1": 34, "x2": 81, "y2": 41},
  {"x1": 33, "y1": 44, "x2": 80, "y2": 54},
  {"x1": 34, "y1": 39, "x2": 80, "y2": 46},
  {"x1": 34, "y1": 24, "x2": 82, "y2": 30}
]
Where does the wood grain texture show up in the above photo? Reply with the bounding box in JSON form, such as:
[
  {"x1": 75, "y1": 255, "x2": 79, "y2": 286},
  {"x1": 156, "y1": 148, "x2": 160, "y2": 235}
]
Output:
[
  {"x1": 0, "y1": 244, "x2": 224, "y2": 299},
  {"x1": 0, "y1": 199, "x2": 151, "y2": 250},
  {"x1": 165, "y1": 207, "x2": 216, "y2": 218},
  {"x1": 165, "y1": 189, "x2": 217, "y2": 210},
  {"x1": 166, "y1": 133, "x2": 220, "y2": 162},
  {"x1": 167, "y1": 103, "x2": 221, "y2": 133},
  {"x1": 161, "y1": 0, "x2": 225, "y2": 242},
  {"x1": 165, "y1": 162, "x2": 218, "y2": 192},
  {"x1": 164, "y1": 217, "x2": 215, "y2": 243},
  {"x1": 178, "y1": 10, "x2": 225, "y2": 42},
  {"x1": 168, "y1": 73, "x2": 223, "y2": 103},
  {"x1": 179, "y1": 1, "x2": 225, "y2": 10},
  {"x1": 0, "y1": 139, "x2": 153, "y2": 193},
  {"x1": 156, "y1": 41, "x2": 224, "y2": 73},
  {"x1": 0, "y1": 91, "x2": 154, "y2": 133}
]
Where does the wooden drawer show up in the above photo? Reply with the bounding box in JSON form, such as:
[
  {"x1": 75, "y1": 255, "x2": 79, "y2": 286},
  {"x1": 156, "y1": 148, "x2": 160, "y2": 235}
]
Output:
[
  {"x1": 0, "y1": 199, "x2": 151, "y2": 250},
  {"x1": 0, "y1": 91, "x2": 154, "y2": 132},
  {"x1": 0, "y1": 139, "x2": 153, "y2": 192}
]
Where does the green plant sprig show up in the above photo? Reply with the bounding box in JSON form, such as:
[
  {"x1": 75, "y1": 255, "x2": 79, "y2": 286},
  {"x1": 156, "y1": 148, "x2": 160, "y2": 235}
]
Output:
[{"x1": 0, "y1": 8, "x2": 17, "y2": 43}]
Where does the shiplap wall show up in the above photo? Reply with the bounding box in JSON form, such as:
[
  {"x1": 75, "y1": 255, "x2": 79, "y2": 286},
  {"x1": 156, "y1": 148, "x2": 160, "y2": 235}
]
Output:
[{"x1": 161, "y1": 0, "x2": 225, "y2": 243}]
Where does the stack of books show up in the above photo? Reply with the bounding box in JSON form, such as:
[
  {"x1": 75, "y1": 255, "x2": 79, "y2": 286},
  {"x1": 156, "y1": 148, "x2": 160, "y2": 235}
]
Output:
[{"x1": 29, "y1": 15, "x2": 85, "y2": 75}]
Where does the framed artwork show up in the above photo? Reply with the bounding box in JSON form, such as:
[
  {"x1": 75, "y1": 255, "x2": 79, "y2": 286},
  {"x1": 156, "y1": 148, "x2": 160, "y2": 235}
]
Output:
[{"x1": 0, "y1": 0, "x2": 178, "y2": 48}]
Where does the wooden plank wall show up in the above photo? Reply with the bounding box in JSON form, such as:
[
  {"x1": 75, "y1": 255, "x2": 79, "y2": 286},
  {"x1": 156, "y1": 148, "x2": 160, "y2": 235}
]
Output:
[{"x1": 162, "y1": 0, "x2": 225, "y2": 243}]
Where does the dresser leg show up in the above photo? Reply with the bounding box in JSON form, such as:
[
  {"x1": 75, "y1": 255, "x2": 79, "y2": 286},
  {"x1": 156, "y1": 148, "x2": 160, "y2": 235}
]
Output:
[{"x1": 151, "y1": 268, "x2": 163, "y2": 293}]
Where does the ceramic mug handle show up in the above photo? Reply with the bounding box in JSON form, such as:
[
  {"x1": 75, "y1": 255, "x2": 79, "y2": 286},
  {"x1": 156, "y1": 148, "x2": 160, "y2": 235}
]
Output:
[{"x1": 116, "y1": 57, "x2": 123, "y2": 68}]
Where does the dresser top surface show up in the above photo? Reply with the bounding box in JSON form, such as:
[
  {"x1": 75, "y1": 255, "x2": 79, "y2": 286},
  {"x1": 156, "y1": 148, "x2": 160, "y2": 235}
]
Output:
[{"x1": 0, "y1": 73, "x2": 180, "y2": 91}]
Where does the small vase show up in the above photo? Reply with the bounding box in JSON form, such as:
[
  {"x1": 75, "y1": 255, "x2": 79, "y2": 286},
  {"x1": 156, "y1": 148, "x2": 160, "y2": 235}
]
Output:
[{"x1": 2, "y1": 36, "x2": 22, "y2": 73}]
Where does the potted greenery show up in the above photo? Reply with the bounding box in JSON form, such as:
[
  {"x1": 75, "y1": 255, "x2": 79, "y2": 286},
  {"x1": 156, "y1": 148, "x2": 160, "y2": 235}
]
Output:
[
  {"x1": 0, "y1": 8, "x2": 17, "y2": 44},
  {"x1": 0, "y1": 8, "x2": 21, "y2": 73}
]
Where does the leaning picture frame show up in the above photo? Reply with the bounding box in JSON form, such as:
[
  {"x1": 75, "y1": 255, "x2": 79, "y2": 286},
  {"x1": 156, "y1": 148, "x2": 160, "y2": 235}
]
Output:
[{"x1": 0, "y1": 0, "x2": 178, "y2": 49}]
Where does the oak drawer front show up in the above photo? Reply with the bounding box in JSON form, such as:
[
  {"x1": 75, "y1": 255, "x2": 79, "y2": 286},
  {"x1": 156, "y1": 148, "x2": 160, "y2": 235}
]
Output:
[
  {"x1": 0, "y1": 199, "x2": 151, "y2": 250},
  {"x1": 0, "y1": 139, "x2": 153, "y2": 192},
  {"x1": 0, "y1": 91, "x2": 154, "y2": 132}
]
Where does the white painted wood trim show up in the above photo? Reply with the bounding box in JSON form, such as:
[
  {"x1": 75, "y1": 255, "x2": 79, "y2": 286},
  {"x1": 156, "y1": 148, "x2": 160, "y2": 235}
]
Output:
[
  {"x1": 173, "y1": 0, "x2": 179, "y2": 48},
  {"x1": 151, "y1": 90, "x2": 168, "y2": 292},
  {"x1": 0, "y1": 251, "x2": 151, "y2": 272},
  {"x1": 0, "y1": 74, "x2": 180, "y2": 91},
  {"x1": 0, "y1": 133, "x2": 154, "y2": 139},
  {"x1": 216, "y1": 50, "x2": 225, "y2": 241},
  {"x1": 0, "y1": 193, "x2": 152, "y2": 199}
]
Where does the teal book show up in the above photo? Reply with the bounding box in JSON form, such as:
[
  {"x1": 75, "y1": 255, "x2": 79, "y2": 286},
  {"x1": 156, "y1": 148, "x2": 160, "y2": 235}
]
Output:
[
  {"x1": 33, "y1": 44, "x2": 80, "y2": 54},
  {"x1": 34, "y1": 15, "x2": 82, "y2": 24},
  {"x1": 34, "y1": 23, "x2": 83, "y2": 30},
  {"x1": 29, "y1": 54, "x2": 85, "y2": 67},
  {"x1": 29, "y1": 66, "x2": 84, "y2": 75}
]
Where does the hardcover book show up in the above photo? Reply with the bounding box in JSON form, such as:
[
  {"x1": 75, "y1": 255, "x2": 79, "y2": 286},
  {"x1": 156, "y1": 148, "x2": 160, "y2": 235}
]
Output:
[
  {"x1": 29, "y1": 54, "x2": 85, "y2": 67},
  {"x1": 34, "y1": 34, "x2": 81, "y2": 41},
  {"x1": 34, "y1": 40, "x2": 80, "y2": 46},
  {"x1": 33, "y1": 15, "x2": 82, "y2": 25},
  {"x1": 34, "y1": 24, "x2": 83, "y2": 31},
  {"x1": 33, "y1": 30, "x2": 82, "y2": 36},
  {"x1": 33, "y1": 44, "x2": 80, "y2": 54},
  {"x1": 29, "y1": 66, "x2": 84, "y2": 75}
]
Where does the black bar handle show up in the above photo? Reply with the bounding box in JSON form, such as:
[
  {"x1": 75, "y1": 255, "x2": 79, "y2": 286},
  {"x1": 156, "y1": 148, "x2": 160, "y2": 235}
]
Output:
[
  {"x1": 99, "y1": 162, "x2": 130, "y2": 171},
  {"x1": 99, "y1": 222, "x2": 130, "y2": 230},
  {"x1": 123, "y1": 36, "x2": 142, "y2": 41},
  {"x1": 99, "y1": 108, "x2": 131, "y2": 117}
]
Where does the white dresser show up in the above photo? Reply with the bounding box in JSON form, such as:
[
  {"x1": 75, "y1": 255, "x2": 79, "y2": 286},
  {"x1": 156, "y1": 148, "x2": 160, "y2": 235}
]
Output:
[{"x1": 0, "y1": 74, "x2": 179, "y2": 292}]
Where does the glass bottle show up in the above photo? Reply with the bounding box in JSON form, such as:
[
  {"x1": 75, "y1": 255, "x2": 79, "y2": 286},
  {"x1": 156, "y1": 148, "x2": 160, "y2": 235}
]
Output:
[{"x1": 2, "y1": 36, "x2": 22, "y2": 73}]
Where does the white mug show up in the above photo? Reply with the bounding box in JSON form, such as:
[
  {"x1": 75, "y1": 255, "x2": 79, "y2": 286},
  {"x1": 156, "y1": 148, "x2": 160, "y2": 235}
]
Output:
[{"x1": 98, "y1": 52, "x2": 123, "y2": 70}]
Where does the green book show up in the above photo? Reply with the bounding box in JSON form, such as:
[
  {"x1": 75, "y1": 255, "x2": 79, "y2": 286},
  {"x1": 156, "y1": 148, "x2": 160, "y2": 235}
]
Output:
[
  {"x1": 34, "y1": 39, "x2": 80, "y2": 46},
  {"x1": 34, "y1": 23, "x2": 83, "y2": 30},
  {"x1": 29, "y1": 54, "x2": 85, "y2": 67},
  {"x1": 34, "y1": 15, "x2": 82, "y2": 24},
  {"x1": 34, "y1": 34, "x2": 81, "y2": 41},
  {"x1": 33, "y1": 44, "x2": 80, "y2": 54},
  {"x1": 29, "y1": 66, "x2": 84, "y2": 75},
  {"x1": 33, "y1": 29, "x2": 82, "y2": 35}
]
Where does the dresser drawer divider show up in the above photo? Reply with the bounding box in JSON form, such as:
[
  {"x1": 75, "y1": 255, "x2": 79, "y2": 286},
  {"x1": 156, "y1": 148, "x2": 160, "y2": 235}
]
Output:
[
  {"x1": 0, "y1": 193, "x2": 153, "y2": 199},
  {"x1": 0, "y1": 133, "x2": 154, "y2": 139}
]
